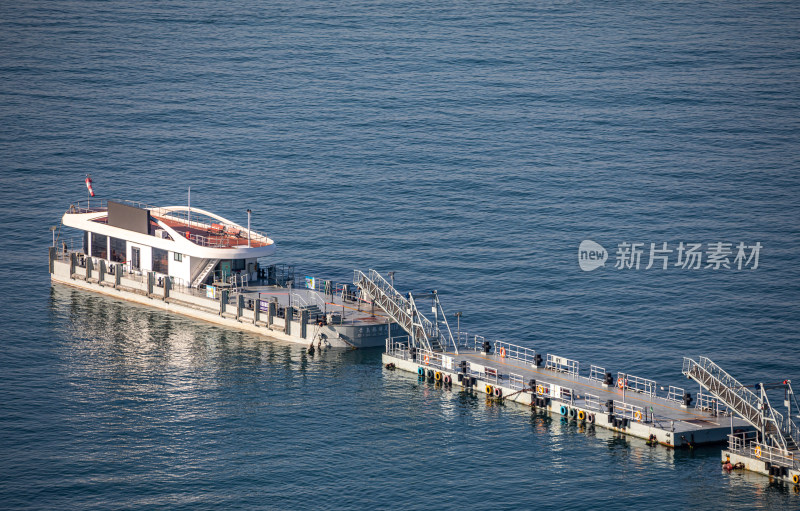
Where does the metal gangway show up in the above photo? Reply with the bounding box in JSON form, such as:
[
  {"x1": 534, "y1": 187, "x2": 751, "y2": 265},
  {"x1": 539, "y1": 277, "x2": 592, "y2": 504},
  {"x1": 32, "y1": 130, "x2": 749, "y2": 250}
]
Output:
[
  {"x1": 683, "y1": 356, "x2": 800, "y2": 455},
  {"x1": 353, "y1": 269, "x2": 457, "y2": 354}
]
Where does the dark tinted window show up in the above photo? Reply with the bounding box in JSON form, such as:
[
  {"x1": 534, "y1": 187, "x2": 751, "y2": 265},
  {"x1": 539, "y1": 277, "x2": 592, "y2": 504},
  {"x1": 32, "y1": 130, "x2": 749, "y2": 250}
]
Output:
[
  {"x1": 110, "y1": 237, "x2": 126, "y2": 263},
  {"x1": 152, "y1": 248, "x2": 169, "y2": 274},
  {"x1": 91, "y1": 233, "x2": 107, "y2": 259}
]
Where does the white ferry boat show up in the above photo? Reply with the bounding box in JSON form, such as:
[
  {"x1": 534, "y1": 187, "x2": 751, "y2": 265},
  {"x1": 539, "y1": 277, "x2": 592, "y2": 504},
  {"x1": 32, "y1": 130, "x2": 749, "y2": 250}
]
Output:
[{"x1": 49, "y1": 199, "x2": 401, "y2": 349}]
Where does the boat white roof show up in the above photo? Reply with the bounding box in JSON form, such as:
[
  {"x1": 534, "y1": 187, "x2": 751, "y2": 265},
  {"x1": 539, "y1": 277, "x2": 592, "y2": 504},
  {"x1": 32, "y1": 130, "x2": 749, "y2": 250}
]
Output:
[{"x1": 62, "y1": 199, "x2": 276, "y2": 259}]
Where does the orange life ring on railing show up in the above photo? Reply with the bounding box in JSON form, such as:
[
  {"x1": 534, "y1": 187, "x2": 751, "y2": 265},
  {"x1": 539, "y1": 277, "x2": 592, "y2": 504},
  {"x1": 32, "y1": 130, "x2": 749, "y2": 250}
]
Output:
[
  {"x1": 424, "y1": 355, "x2": 430, "y2": 365},
  {"x1": 618, "y1": 378, "x2": 624, "y2": 389},
  {"x1": 536, "y1": 385, "x2": 544, "y2": 395},
  {"x1": 634, "y1": 411, "x2": 642, "y2": 422},
  {"x1": 755, "y1": 445, "x2": 762, "y2": 458},
  {"x1": 500, "y1": 347, "x2": 506, "y2": 358}
]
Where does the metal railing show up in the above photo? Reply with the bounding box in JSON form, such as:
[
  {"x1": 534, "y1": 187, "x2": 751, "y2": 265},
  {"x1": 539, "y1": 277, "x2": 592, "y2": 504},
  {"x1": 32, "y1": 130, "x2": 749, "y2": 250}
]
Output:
[
  {"x1": 465, "y1": 360, "x2": 499, "y2": 384},
  {"x1": 509, "y1": 373, "x2": 525, "y2": 391},
  {"x1": 613, "y1": 400, "x2": 647, "y2": 422},
  {"x1": 617, "y1": 372, "x2": 657, "y2": 397},
  {"x1": 589, "y1": 365, "x2": 606, "y2": 383},
  {"x1": 494, "y1": 340, "x2": 537, "y2": 366},
  {"x1": 696, "y1": 391, "x2": 729, "y2": 415},
  {"x1": 584, "y1": 393, "x2": 603, "y2": 412},
  {"x1": 727, "y1": 433, "x2": 798, "y2": 469},
  {"x1": 64, "y1": 199, "x2": 272, "y2": 249},
  {"x1": 546, "y1": 354, "x2": 579, "y2": 376},
  {"x1": 682, "y1": 356, "x2": 762, "y2": 428},
  {"x1": 457, "y1": 334, "x2": 484, "y2": 352},
  {"x1": 353, "y1": 269, "x2": 437, "y2": 352},
  {"x1": 666, "y1": 386, "x2": 686, "y2": 404}
]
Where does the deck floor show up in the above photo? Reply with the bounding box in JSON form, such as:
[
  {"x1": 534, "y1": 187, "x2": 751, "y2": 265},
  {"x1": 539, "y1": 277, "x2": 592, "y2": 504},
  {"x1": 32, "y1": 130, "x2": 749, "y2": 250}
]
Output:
[{"x1": 447, "y1": 349, "x2": 749, "y2": 436}]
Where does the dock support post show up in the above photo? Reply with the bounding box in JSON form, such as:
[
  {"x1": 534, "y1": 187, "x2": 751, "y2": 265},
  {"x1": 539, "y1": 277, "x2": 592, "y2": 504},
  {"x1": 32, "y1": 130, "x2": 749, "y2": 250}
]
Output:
[
  {"x1": 253, "y1": 298, "x2": 260, "y2": 324},
  {"x1": 219, "y1": 290, "x2": 228, "y2": 315},
  {"x1": 147, "y1": 271, "x2": 154, "y2": 295},
  {"x1": 49, "y1": 247, "x2": 55, "y2": 274},
  {"x1": 301, "y1": 309, "x2": 308, "y2": 338},
  {"x1": 69, "y1": 253, "x2": 76, "y2": 279},
  {"x1": 285, "y1": 306, "x2": 293, "y2": 335},
  {"x1": 99, "y1": 260, "x2": 106, "y2": 283},
  {"x1": 115, "y1": 264, "x2": 122, "y2": 287},
  {"x1": 267, "y1": 302, "x2": 275, "y2": 325},
  {"x1": 163, "y1": 277, "x2": 170, "y2": 300},
  {"x1": 237, "y1": 294, "x2": 244, "y2": 319},
  {"x1": 86, "y1": 257, "x2": 93, "y2": 281}
]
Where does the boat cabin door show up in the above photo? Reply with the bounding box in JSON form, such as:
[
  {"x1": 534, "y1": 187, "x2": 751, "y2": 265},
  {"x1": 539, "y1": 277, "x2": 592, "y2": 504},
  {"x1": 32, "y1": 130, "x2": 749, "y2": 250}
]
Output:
[{"x1": 220, "y1": 260, "x2": 232, "y2": 282}]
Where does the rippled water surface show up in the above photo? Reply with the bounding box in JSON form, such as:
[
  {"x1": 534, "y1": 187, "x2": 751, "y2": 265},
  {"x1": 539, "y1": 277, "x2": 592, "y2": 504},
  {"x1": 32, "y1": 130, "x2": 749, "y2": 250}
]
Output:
[{"x1": 2, "y1": 1, "x2": 800, "y2": 509}]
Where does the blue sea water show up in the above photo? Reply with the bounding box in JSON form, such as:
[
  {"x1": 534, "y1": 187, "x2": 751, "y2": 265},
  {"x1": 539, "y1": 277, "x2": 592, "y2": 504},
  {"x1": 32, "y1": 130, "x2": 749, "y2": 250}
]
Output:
[{"x1": 2, "y1": 0, "x2": 800, "y2": 509}]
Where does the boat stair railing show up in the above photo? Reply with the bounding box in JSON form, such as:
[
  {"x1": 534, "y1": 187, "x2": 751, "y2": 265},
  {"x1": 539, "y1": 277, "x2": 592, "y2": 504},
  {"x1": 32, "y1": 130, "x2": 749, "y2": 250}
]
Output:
[
  {"x1": 290, "y1": 293, "x2": 309, "y2": 309},
  {"x1": 191, "y1": 259, "x2": 219, "y2": 288},
  {"x1": 493, "y1": 341, "x2": 537, "y2": 367},
  {"x1": 353, "y1": 269, "x2": 436, "y2": 353}
]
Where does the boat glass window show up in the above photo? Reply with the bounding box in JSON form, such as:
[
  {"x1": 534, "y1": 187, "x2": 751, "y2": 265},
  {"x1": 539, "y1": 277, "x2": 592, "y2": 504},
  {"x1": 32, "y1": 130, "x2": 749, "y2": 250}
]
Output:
[
  {"x1": 152, "y1": 248, "x2": 169, "y2": 274},
  {"x1": 83, "y1": 231, "x2": 89, "y2": 255},
  {"x1": 174, "y1": 252, "x2": 182, "y2": 262},
  {"x1": 110, "y1": 237, "x2": 126, "y2": 263},
  {"x1": 91, "y1": 233, "x2": 107, "y2": 259}
]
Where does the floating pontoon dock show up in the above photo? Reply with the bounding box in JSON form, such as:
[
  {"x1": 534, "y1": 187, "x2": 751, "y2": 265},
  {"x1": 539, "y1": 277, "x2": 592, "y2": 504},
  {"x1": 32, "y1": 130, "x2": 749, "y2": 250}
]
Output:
[{"x1": 353, "y1": 269, "x2": 800, "y2": 485}]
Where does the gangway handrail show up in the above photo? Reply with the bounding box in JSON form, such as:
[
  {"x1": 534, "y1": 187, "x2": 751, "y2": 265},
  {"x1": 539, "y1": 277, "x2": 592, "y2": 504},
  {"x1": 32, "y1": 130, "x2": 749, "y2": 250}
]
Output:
[
  {"x1": 353, "y1": 269, "x2": 434, "y2": 352},
  {"x1": 353, "y1": 269, "x2": 460, "y2": 354},
  {"x1": 683, "y1": 356, "x2": 763, "y2": 430}
]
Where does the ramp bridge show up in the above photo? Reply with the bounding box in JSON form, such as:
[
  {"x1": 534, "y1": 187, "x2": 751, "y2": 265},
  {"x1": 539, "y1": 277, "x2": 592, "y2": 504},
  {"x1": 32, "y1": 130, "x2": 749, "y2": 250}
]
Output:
[
  {"x1": 683, "y1": 356, "x2": 800, "y2": 465},
  {"x1": 353, "y1": 269, "x2": 457, "y2": 354}
]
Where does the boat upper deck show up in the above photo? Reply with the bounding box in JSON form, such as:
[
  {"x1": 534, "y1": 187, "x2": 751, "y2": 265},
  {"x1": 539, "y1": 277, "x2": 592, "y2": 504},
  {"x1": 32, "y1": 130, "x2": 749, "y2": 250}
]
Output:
[{"x1": 63, "y1": 199, "x2": 274, "y2": 253}]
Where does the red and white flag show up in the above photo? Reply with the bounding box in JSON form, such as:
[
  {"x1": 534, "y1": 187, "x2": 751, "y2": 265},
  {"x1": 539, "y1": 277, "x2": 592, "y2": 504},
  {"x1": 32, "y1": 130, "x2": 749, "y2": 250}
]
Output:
[{"x1": 85, "y1": 175, "x2": 95, "y2": 197}]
